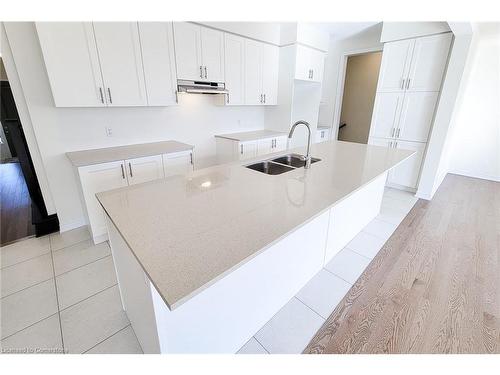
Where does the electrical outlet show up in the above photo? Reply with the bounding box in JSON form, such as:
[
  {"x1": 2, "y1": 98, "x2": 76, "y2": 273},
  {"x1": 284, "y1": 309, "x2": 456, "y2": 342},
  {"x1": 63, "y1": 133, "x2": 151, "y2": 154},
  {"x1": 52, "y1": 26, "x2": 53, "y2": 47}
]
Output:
[{"x1": 105, "y1": 127, "x2": 113, "y2": 137}]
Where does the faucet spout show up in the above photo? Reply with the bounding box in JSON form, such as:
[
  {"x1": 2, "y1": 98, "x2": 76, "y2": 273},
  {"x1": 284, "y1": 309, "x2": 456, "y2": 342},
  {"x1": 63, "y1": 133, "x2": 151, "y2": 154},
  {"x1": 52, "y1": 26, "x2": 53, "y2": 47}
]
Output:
[{"x1": 288, "y1": 120, "x2": 312, "y2": 168}]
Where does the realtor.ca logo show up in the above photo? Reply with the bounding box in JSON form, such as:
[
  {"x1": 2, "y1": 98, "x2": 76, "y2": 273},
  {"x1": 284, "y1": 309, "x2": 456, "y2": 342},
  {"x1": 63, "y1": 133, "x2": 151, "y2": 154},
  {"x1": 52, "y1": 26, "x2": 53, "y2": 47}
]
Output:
[{"x1": 1, "y1": 347, "x2": 66, "y2": 354}]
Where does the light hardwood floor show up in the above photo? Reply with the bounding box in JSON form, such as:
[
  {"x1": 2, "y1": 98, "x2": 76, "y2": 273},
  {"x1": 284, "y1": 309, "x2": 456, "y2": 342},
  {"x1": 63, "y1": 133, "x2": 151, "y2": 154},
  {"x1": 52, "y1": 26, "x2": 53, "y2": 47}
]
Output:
[{"x1": 305, "y1": 174, "x2": 500, "y2": 354}]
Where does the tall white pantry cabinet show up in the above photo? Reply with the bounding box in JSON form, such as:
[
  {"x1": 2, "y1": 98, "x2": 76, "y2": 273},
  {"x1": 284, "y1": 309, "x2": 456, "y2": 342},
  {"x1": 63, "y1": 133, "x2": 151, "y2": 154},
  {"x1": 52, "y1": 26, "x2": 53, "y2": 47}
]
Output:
[{"x1": 369, "y1": 33, "x2": 453, "y2": 190}]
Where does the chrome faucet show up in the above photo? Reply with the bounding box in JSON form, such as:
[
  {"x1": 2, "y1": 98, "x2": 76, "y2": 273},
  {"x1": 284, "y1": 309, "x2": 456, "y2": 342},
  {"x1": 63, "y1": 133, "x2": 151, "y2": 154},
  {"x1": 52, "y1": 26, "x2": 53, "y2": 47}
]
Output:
[{"x1": 288, "y1": 120, "x2": 312, "y2": 168}]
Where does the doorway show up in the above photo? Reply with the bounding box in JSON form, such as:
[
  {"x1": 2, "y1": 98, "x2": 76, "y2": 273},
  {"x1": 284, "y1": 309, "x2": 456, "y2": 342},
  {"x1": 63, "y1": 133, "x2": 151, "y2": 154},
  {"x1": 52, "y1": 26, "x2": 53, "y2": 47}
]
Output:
[
  {"x1": 337, "y1": 51, "x2": 382, "y2": 144},
  {"x1": 0, "y1": 57, "x2": 58, "y2": 245}
]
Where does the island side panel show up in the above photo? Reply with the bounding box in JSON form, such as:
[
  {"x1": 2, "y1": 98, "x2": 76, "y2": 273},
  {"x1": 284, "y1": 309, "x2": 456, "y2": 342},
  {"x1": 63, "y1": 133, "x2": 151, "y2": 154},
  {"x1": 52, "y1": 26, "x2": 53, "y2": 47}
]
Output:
[
  {"x1": 106, "y1": 216, "x2": 161, "y2": 354},
  {"x1": 149, "y1": 210, "x2": 330, "y2": 353},
  {"x1": 325, "y1": 171, "x2": 387, "y2": 264}
]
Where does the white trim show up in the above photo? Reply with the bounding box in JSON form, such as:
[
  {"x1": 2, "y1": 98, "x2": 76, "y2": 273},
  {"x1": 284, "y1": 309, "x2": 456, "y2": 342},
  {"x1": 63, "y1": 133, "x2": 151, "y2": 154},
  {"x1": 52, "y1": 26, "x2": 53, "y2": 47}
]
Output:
[
  {"x1": 448, "y1": 170, "x2": 500, "y2": 183},
  {"x1": 331, "y1": 46, "x2": 384, "y2": 141},
  {"x1": 58, "y1": 218, "x2": 87, "y2": 233}
]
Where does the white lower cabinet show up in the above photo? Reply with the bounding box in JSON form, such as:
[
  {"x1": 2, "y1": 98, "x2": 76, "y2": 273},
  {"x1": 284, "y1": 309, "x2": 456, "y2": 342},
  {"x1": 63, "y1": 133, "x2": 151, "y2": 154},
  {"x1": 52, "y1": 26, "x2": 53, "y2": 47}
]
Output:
[
  {"x1": 390, "y1": 140, "x2": 426, "y2": 189},
  {"x1": 78, "y1": 161, "x2": 129, "y2": 244},
  {"x1": 163, "y1": 151, "x2": 194, "y2": 177},
  {"x1": 216, "y1": 134, "x2": 287, "y2": 163},
  {"x1": 77, "y1": 150, "x2": 193, "y2": 244},
  {"x1": 125, "y1": 155, "x2": 164, "y2": 186}
]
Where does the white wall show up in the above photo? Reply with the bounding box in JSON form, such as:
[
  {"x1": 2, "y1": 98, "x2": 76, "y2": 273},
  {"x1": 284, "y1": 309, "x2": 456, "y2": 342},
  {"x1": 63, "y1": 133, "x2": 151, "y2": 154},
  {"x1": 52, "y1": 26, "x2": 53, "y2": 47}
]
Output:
[
  {"x1": 446, "y1": 23, "x2": 500, "y2": 182},
  {"x1": 4, "y1": 22, "x2": 265, "y2": 231},
  {"x1": 319, "y1": 23, "x2": 383, "y2": 137}
]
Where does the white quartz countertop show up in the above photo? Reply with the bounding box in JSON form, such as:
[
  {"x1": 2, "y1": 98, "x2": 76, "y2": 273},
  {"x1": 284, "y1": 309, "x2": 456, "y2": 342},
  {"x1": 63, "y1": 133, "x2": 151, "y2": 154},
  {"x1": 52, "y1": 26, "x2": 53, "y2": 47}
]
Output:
[
  {"x1": 66, "y1": 140, "x2": 193, "y2": 167},
  {"x1": 214, "y1": 129, "x2": 287, "y2": 142},
  {"x1": 96, "y1": 140, "x2": 414, "y2": 310}
]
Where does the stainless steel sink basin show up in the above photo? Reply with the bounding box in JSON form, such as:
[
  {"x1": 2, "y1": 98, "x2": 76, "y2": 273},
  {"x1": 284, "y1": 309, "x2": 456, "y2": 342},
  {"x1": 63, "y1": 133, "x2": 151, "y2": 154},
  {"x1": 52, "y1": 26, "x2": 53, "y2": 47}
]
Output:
[
  {"x1": 245, "y1": 161, "x2": 295, "y2": 175},
  {"x1": 271, "y1": 154, "x2": 321, "y2": 168},
  {"x1": 245, "y1": 154, "x2": 321, "y2": 175}
]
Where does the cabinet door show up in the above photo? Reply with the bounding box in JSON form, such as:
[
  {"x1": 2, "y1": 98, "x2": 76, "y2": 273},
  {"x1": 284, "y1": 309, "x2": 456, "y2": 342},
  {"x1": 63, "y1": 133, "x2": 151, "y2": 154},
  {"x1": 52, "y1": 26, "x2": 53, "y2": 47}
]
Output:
[
  {"x1": 36, "y1": 22, "x2": 105, "y2": 107},
  {"x1": 244, "y1": 39, "x2": 263, "y2": 105},
  {"x1": 93, "y1": 22, "x2": 147, "y2": 106},
  {"x1": 369, "y1": 92, "x2": 404, "y2": 139},
  {"x1": 224, "y1": 34, "x2": 245, "y2": 105},
  {"x1": 201, "y1": 27, "x2": 224, "y2": 82},
  {"x1": 173, "y1": 22, "x2": 203, "y2": 81},
  {"x1": 391, "y1": 141, "x2": 426, "y2": 189},
  {"x1": 368, "y1": 137, "x2": 393, "y2": 148},
  {"x1": 257, "y1": 138, "x2": 273, "y2": 156},
  {"x1": 138, "y1": 22, "x2": 177, "y2": 106},
  {"x1": 310, "y1": 48, "x2": 325, "y2": 83},
  {"x1": 239, "y1": 141, "x2": 258, "y2": 160},
  {"x1": 163, "y1": 151, "x2": 193, "y2": 178},
  {"x1": 377, "y1": 39, "x2": 414, "y2": 92},
  {"x1": 273, "y1": 136, "x2": 288, "y2": 152},
  {"x1": 261, "y1": 43, "x2": 279, "y2": 105},
  {"x1": 294, "y1": 44, "x2": 311, "y2": 81},
  {"x1": 125, "y1": 155, "x2": 164, "y2": 186},
  {"x1": 397, "y1": 91, "x2": 439, "y2": 142},
  {"x1": 78, "y1": 161, "x2": 128, "y2": 242},
  {"x1": 406, "y1": 33, "x2": 452, "y2": 92}
]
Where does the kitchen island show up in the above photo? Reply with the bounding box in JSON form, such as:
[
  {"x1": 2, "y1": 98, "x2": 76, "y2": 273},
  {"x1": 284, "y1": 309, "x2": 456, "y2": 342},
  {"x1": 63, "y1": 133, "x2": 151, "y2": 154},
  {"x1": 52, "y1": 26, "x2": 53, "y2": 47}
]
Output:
[{"x1": 96, "y1": 140, "x2": 413, "y2": 353}]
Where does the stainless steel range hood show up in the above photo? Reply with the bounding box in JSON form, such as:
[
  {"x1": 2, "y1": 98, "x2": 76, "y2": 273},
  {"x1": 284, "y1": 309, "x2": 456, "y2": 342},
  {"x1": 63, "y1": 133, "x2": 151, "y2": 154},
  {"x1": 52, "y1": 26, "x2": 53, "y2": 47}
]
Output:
[{"x1": 177, "y1": 80, "x2": 228, "y2": 94}]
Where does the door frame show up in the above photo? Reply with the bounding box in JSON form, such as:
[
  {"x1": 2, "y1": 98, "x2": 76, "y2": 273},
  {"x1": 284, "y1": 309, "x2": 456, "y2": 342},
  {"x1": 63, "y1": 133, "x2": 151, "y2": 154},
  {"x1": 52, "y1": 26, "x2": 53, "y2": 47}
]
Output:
[{"x1": 331, "y1": 46, "x2": 383, "y2": 141}]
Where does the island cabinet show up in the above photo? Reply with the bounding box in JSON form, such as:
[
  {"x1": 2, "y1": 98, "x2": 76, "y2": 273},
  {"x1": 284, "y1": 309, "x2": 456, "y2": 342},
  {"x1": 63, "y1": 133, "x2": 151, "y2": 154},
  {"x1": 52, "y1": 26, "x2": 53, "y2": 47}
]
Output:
[
  {"x1": 67, "y1": 142, "x2": 194, "y2": 244},
  {"x1": 215, "y1": 130, "x2": 288, "y2": 163},
  {"x1": 103, "y1": 168, "x2": 389, "y2": 353}
]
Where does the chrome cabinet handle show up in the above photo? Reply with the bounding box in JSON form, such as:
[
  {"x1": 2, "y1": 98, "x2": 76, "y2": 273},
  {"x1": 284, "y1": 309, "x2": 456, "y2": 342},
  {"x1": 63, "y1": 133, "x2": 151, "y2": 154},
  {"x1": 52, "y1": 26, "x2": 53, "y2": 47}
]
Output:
[
  {"x1": 389, "y1": 141, "x2": 393, "y2": 148},
  {"x1": 99, "y1": 87, "x2": 104, "y2": 104},
  {"x1": 396, "y1": 128, "x2": 401, "y2": 138},
  {"x1": 226, "y1": 93, "x2": 229, "y2": 104},
  {"x1": 107, "y1": 88, "x2": 113, "y2": 104},
  {"x1": 199, "y1": 66, "x2": 203, "y2": 78},
  {"x1": 190, "y1": 152, "x2": 193, "y2": 165},
  {"x1": 204, "y1": 66, "x2": 208, "y2": 79},
  {"x1": 311, "y1": 69, "x2": 314, "y2": 80},
  {"x1": 128, "y1": 163, "x2": 133, "y2": 177},
  {"x1": 391, "y1": 128, "x2": 395, "y2": 137},
  {"x1": 263, "y1": 94, "x2": 266, "y2": 103},
  {"x1": 120, "y1": 164, "x2": 125, "y2": 179},
  {"x1": 240, "y1": 144, "x2": 243, "y2": 154},
  {"x1": 260, "y1": 94, "x2": 263, "y2": 103},
  {"x1": 406, "y1": 78, "x2": 411, "y2": 89},
  {"x1": 401, "y1": 78, "x2": 405, "y2": 90},
  {"x1": 394, "y1": 141, "x2": 398, "y2": 148}
]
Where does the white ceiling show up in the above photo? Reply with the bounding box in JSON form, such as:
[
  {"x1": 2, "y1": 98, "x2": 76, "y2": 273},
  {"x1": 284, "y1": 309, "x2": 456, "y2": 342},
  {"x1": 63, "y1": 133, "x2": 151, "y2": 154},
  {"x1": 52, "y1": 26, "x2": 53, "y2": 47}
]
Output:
[{"x1": 312, "y1": 22, "x2": 380, "y2": 39}]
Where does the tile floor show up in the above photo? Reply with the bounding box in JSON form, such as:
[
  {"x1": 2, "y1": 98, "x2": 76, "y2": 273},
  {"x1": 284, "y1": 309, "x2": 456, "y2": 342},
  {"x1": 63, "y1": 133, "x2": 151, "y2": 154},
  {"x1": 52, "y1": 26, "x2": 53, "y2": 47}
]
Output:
[
  {"x1": 0, "y1": 187, "x2": 417, "y2": 354},
  {"x1": 0, "y1": 227, "x2": 142, "y2": 354}
]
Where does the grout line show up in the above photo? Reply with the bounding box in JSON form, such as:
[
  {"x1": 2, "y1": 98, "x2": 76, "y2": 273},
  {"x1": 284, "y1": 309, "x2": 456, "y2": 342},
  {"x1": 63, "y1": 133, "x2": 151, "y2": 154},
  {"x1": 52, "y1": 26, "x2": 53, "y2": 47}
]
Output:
[
  {"x1": 0, "y1": 312, "x2": 59, "y2": 341},
  {"x1": 59, "y1": 283, "x2": 118, "y2": 313},
  {"x1": 295, "y1": 295, "x2": 328, "y2": 321},
  {"x1": 251, "y1": 336, "x2": 270, "y2": 354},
  {"x1": 0, "y1": 249, "x2": 51, "y2": 270},
  {"x1": 50, "y1": 236, "x2": 93, "y2": 254},
  {"x1": 81, "y1": 324, "x2": 131, "y2": 354},
  {"x1": 322, "y1": 267, "x2": 354, "y2": 285},
  {"x1": 54, "y1": 253, "x2": 112, "y2": 278},
  {"x1": 1, "y1": 276, "x2": 54, "y2": 300},
  {"x1": 344, "y1": 246, "x2": 375, "y2": 261},
  {"x1": 48, "y1": 238, "x2": 66, "y2": 353}
]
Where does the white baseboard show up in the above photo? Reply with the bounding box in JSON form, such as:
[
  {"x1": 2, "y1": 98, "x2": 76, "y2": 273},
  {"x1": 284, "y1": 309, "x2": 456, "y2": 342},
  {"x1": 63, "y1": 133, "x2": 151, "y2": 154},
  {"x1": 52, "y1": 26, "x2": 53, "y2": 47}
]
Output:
[
  {"x1": 448, "y1": 169, "x2": 500, "y2": 183},
  {"x1": 59, "y1": 217, "x2": 87, "y2": 233}
]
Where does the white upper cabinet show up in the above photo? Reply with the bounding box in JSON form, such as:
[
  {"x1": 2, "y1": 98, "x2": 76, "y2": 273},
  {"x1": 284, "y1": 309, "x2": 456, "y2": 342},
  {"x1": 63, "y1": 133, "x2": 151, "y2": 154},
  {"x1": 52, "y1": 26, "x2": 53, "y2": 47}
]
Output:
[
  {"x1": 377, "y1": 39, "x2": 414, "y2": 92},
  {"x1": 243, "y1": 39, "x2": 279, "y2": 105},
  {"x1": 173, "y1": 23, "x2": 224, "y2": 82},
  {"x1": 138, "y1": 22, "x2": 178, "y2": 106},
  {"x1": 294, "y1": 45, "x2": 325, "y2": 83},
  {"x1": 398, "y1": 91, "x2": 439, "y2": 142},
  {"x1": 201, "y1": 27, "x2": 224, "y2": 82},
  {"x1": 406, "y1": 33, "x2": 453, "y2": 92},
  {"x1": 92, "y1": 22, "x2": 147, "y2": 106},
  {"x1": 173, "y1": 22, "x2": 203, "y2": 81},
  {"x1": 370, "y1": 92, "x2": 403, "y2": 139},
  {"x1": 224, "y1": 34, "x2": 245, "y2": 105},
  {"x1": 261, "y1": 43, "x2": 279, "y2": 105},
  {"x1": 36, "y1": 22, "x2": 105, "y2": 107},
  {"x1": 244, "y1": 39, "x2": 263, "y2": 105}
]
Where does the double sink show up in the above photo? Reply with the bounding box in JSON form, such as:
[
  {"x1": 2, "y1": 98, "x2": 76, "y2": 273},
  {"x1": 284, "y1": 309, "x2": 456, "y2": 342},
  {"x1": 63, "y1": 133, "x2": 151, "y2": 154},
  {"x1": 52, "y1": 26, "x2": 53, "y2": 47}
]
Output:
[{"x1": 245, "y1": 154, "x2": 321, "y2": 175}]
